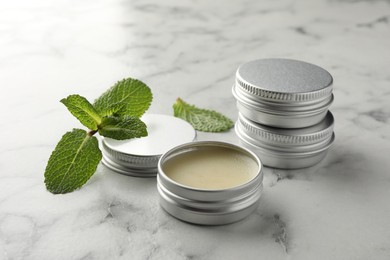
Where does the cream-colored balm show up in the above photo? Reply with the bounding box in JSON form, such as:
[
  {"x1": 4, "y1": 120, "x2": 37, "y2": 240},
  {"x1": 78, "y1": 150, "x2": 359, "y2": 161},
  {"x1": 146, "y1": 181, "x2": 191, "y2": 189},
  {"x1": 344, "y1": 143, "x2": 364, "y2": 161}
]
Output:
[{"x1": 163, "y1": 147, "x2": 258, "y2": 189}]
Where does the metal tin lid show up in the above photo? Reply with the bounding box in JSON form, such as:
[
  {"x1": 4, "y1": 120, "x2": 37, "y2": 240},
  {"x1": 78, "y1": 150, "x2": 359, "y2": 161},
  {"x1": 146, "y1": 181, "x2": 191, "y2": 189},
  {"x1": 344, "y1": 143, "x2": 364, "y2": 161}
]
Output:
[
  {"x1": 102, "y1": 114, "x2": 196, "y2": 177},
  {"x1": 236, "y1": 58, "x2": 333, "y2": 103},
  {"x1": 236, "y1": 111, "x2": 334, "y2": 147},
  {"x1": 233, "y1": 84, "x2": 334, "y2": 113}
]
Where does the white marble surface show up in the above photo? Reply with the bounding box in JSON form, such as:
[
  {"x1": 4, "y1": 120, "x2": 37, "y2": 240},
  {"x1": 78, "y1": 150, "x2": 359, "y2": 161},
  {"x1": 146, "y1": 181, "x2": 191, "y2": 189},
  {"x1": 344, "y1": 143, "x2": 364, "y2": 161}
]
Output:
[{"x1": 1, "y1": 0, "x2": 390, "y2": 259}]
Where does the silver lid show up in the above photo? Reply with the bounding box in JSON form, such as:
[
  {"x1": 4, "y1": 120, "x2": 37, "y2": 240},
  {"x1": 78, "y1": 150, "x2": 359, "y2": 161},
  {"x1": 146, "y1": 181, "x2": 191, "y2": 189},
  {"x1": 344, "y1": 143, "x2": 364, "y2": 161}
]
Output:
[
  {"x1": 102, "y1": 114, "x2": 196, "y2": 177},
  {"x1": 236, "y1": 58, "x2": 333, "y2": 103}
]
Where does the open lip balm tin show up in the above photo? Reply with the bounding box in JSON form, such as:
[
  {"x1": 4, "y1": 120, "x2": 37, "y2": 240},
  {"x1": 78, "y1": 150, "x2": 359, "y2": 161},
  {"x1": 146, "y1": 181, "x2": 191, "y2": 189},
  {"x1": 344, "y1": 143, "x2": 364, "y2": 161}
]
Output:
[
  {"x1": 157, "y1": 141, "x2": 263, "y2": 225},
  {"x1": 233, "y1": 58, "x2": 334, "y2": 128},
  {"x1": 101, "y1": 114, "x2": 196, "y2": 177}
]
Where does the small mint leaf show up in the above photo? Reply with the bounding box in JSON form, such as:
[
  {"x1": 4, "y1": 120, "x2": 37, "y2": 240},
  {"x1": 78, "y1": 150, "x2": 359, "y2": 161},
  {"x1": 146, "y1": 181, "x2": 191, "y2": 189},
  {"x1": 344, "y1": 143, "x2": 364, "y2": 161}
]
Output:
[
  {"x1": 61, "y1": 95, "x2": 102, "y2": 130},
  {"x1": 44, "y1": 129, "x2": 102, "y2": 194},
  {"x1": 173, "y1": 98, "x2": 234, "y2": 132},
  {"x1": 99, "y1": 115, "x2": 147, "y2": 140},
  {"x1": 93, "y1": 78, "x2": 153, "y2": 118}
]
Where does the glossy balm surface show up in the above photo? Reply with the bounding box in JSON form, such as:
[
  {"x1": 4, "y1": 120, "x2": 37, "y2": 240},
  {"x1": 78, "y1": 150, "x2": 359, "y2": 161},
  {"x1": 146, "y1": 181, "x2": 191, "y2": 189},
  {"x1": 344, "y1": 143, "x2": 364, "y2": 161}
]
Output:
[{"x1": 163, "y1": 147, "x2": 258, "y2": 189}]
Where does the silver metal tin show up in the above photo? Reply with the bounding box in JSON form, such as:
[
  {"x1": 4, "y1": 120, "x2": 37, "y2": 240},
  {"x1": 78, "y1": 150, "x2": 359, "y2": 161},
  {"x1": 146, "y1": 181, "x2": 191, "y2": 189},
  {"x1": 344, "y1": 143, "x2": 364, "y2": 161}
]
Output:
[
  {"x1": 235, "y1": 111, "x2": 335, "y2": 169},
  {"x1": 102, "y1": 114, "x2": 196, "y2": 177},
  {"x1": 234, "y1": 59, "x2": 333, "y2": 128},
  {"x1": 157, "y1": 141, "x2": 263, "y2": 225}
]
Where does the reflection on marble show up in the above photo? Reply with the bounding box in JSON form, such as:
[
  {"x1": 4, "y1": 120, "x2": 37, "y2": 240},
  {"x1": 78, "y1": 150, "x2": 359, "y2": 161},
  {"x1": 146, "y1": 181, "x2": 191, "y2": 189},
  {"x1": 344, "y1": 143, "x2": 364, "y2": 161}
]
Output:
[{"x1": 1, "y1": 0, "x2": 390, "y2": 259}]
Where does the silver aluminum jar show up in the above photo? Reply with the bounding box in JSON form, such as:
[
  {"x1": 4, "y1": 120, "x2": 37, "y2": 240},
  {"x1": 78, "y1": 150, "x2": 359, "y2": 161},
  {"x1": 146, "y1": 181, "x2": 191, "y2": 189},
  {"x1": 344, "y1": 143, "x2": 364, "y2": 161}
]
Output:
[
  {"x1": 235, "y1": 111, "x2": 335, "y2": 169},
  {"x1": 101, "y1": 114, "x2": 196, "y2": 177},
  {"x1": 157, "y1": 141, "x2": 263, "y2": 225},
  {"x1": 233, "y1": 58, "x2": 333, "y2": 128}
]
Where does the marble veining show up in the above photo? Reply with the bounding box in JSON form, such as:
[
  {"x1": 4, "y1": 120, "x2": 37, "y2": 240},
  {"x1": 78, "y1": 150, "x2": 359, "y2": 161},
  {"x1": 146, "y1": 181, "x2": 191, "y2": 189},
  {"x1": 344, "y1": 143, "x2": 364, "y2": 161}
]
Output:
[{"x1": 1, "y1": 0, "x2": 390, "y2": 259}]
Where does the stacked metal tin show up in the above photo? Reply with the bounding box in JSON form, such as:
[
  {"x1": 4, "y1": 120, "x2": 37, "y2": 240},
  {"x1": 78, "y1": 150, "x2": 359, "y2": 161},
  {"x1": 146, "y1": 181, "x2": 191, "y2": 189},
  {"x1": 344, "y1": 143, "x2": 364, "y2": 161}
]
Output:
[{"x1": 233, "y1": 58, "x2": 335, "y2": 169}]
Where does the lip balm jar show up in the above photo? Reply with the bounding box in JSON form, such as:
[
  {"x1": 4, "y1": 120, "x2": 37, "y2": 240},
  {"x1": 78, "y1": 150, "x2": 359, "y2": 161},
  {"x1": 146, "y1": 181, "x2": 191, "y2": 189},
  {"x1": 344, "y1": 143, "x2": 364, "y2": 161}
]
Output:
[
  {"x1": 235, "y1": 111, "x2": 335, "y2": 169},
  {"x1": 101, "y1": 114, "x2": 196, "y2": 177},
  {"x1": 233, "y1": 58, "x2": 333, "y2": 128},
  {"x1": 157, "y1": 141, "x2": 263, "y2": 225}
]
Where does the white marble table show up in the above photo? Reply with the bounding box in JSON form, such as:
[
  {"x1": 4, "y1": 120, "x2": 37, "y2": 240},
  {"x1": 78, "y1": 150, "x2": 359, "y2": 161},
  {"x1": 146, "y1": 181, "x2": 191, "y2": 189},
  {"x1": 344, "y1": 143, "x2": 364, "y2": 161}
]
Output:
[{"x1": 1, "y1": 0, "x2": 390, "y2": 259}]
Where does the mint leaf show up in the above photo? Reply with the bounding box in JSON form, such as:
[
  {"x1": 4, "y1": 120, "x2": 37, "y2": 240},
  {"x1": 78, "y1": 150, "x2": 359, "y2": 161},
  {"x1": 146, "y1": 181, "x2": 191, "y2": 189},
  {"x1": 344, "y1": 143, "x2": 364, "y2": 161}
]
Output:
[
  {"x1": 45, "y1": 77, "x2": 154, "y2": 194},
  {"x1": 173, "y1": 98, "x2": 234, "y2": 132},
  {"x1": 44, "y1": 129, "x2": 102, "y2": 194},
  {"x1": 93, "y1": 78, "x2": 152, "y2": 118},
  {"x1": 99, "y1": 115, "x2": 147, "y2": 140},
  {"x1": 61, "y1": 95, "x2": 102, "y2": 130}
]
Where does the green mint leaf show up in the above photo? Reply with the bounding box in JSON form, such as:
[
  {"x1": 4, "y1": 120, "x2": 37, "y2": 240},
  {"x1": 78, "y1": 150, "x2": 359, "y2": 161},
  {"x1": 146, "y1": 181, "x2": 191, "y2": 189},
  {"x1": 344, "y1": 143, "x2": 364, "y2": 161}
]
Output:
[
  {"x1": 93, "y1": 78, "x2": 152, "y2": 118},
  {"x1": 173, "y1": 98, "x2": 234, "y2": 132},
  {"x1": 44, "y1": 129, "x2": 102, "y2": 194},
  {"x1": 61, "y1": 95, "x2": 102, "y2": 130},
  {"x1": 98, "y1": 115, "x2": 147, "y2": 140}
]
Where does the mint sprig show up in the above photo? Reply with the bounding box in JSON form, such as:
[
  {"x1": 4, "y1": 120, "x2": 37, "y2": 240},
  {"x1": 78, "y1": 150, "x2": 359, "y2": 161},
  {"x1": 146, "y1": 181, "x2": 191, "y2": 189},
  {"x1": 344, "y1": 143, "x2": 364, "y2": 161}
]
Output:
[
  {"x1": 173, "y1": 98, "x2": 234, "y2": 132},
  {"x1": 44, "y1": 78, "x2": 152, "y2": 194}
]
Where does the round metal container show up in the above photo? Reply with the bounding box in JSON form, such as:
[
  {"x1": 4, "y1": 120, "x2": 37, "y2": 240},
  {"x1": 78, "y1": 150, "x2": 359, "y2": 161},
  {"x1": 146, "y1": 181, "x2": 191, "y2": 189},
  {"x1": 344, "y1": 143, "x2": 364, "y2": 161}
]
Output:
[
  {"x1": 157, "y1": 141, "x2": 263, "y2": 225},
  {"x1": 235, "y1": 111, "x2": 335, "y2": 169},
  {"x1": 102, "y1": 114, "x2": 196, "y2": 177},
  {"x1": 234, "y1": 58, "x2": 333, "y2": 128}
]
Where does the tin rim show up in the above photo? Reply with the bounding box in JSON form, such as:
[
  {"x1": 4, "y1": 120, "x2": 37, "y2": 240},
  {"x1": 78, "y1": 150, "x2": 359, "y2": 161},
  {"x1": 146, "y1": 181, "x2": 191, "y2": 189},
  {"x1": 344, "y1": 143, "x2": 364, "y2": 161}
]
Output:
[
  {"x1": 238, "y1": 136, "x2": 334, "y2": 169},
  {"x1": 102, "y1": 155, "x2": 158, "y2": 177},
  {"x1": 158, "y1": 177, "x2": 263, "y2": 210},
  {"x1": 102, "y1": 140, "x2": 160, "y2": 168},
  {"x1": 236, "y1": 127, "x2": 335, "y2": 157},
  {"x1": 158, "y1": 141, "x2": 263, "y2": 202},
  {"x1": 236, "y1": 111, "x2": 334, "y2": 147},
  {"x1": 232, "y1": 84, "x2": 334, "y2": 115},
  {"x1": 158, "y1": 185, "x2": 262, "y2": 225},
  {"x1": 236, "y1": 124, "x2": 335, "y2": 154}
]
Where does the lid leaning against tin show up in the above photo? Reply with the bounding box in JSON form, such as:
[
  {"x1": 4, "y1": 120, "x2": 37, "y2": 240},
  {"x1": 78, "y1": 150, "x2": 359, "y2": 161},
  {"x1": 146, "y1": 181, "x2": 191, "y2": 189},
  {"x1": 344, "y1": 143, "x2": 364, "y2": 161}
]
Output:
[
  {"x1": 233, "y1": 58, "x2": 334, "y2": 128},
  {"x1": 102, "y1": 114, "x2": 196, "y2": 177}
]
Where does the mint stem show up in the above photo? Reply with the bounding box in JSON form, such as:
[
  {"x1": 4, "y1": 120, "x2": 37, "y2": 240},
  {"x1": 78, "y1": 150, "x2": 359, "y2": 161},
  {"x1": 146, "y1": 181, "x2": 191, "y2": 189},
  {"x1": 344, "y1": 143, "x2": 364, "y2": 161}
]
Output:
[{"x1": 88, "y1": 129, "x2": 98, "y2": 136}]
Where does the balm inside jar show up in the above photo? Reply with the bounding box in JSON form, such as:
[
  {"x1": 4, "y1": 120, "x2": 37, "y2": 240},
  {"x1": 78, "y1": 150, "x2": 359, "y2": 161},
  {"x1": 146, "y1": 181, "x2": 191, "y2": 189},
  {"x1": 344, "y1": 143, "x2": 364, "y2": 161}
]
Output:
[
  {"x1": 162, "y1": 147, "x2": 258, "y2": 189},
  {"x1": 157, "y1": 141, "x2": 263, "y2": 225}
]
